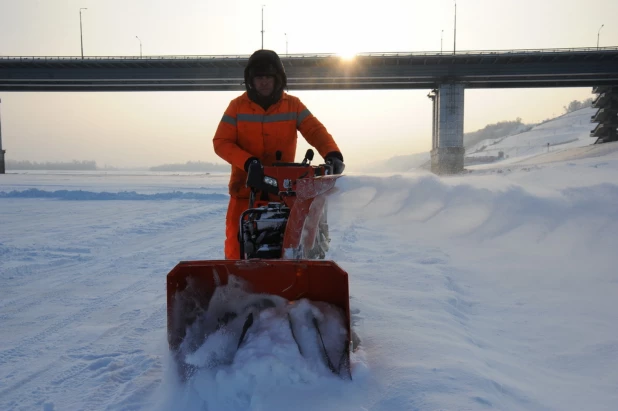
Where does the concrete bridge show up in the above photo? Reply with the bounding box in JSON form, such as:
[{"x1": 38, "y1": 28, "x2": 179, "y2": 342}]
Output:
[{"x1": 1, "y1": 47, "x2": 618, "y2": 174}]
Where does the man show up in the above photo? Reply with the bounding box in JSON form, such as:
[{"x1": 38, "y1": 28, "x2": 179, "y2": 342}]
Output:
[{"x1": 213, "y1": 49, "x2": 345, "y2": 259}]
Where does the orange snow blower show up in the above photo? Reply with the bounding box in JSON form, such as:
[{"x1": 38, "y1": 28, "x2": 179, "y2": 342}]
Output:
[{"x1": 166, "y1": 150, "x2": 352, "y2": 378}]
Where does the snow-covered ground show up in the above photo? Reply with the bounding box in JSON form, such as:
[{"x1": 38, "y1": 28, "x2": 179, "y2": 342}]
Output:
[
  {"x1": 466, "y1": 108, "x2": 596, "y2": 162},
  {"x1": 1, "y1": 112, "x2": 618, "y2": 410}
]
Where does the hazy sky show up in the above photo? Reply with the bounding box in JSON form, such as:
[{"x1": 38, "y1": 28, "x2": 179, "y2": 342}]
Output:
[{"x1": 0, "y1": 0, "x2": 616, "y2": 168}]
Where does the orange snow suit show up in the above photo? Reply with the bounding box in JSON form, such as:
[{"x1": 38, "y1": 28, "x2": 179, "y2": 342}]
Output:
[{"x1": 213, "y1": 91, "x2": 341, "y2": 259}]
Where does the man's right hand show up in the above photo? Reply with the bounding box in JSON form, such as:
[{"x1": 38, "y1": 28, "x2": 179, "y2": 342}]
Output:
[
  {"x1": 245, "y1": 157, "x2": 265, "y2": 190},
  {"x1": 244, "y1": 157, "x2": 261, "y2": 172}
]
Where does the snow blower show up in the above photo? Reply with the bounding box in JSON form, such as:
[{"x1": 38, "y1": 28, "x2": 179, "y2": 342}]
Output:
[{"x1": 166, "y1": 149, "x2": 352, "y2": 379}]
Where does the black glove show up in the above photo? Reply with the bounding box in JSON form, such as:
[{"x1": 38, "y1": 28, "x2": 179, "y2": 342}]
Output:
[
  {"x1": 325, "y1": 151, "x2": 345, "y2": 175},
  {"x1": 244, "y1": 157, "x2": 261, "y2": 172},
  {"x1": 245, "y1": 157, "x2": 265, "y2": 190}
]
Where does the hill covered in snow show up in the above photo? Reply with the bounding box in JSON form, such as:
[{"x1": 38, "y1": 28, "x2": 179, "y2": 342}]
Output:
[
  {"x1": 365, "y1": 107, "x2": 599, "y2": 173},
  {"x1": 466, "y1": 107, "x2": 597, "y2": 164}
]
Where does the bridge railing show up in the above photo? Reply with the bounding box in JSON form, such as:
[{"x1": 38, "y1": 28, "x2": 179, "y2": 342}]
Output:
[{"x1": 1, "y1": 46, "x2": 617, "y2": 61}]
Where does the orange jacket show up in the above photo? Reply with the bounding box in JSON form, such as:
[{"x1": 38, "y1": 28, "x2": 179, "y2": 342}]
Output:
[{"x1": 213, "y1": 91, "x2": 341, "y2": 198}]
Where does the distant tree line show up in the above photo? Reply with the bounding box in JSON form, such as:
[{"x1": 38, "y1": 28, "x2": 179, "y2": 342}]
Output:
[
  {"x1": 7, "y1": 160, "x2": 97, "y2": 170},
  {"x1": 464, "y1": 118, "x2": 533, "y2": 149},
  {"x1": 563, "y1": 98, "x2": 593, "y2": 114},
  {"x1": 149, "y1": 161, "x2": 229, "y2": 172}
]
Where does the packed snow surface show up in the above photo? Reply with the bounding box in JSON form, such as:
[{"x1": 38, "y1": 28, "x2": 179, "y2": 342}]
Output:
[{"x1": 1, "y1": 112, "x2": 618, "y2": 410}]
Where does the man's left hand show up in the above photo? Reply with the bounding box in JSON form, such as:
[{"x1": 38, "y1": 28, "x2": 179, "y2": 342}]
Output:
[{"x1": 325, "y1": 151, "x2": 345, "y2": 175}]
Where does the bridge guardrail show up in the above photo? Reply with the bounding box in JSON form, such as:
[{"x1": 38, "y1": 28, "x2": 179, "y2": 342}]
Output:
[{"x1": 1, "y1": 46, "x2": 618, "y2": 61}]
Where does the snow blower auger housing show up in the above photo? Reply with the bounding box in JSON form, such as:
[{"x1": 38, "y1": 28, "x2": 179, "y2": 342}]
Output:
[{"x1": 167, "y1": 149, "x2": 352, "y2": 379}]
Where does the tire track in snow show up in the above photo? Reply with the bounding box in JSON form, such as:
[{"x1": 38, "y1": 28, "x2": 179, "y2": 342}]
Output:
[
  {"x1": 0, "y1": 360, "x2": 61, "y2": 401},
  {"x1": 52, "y1": 304, "x2": 167, "y2": 410},
  {"x1": 0, "y1": 289, "x2": 161, "y2": 409},
  {"x1": 0, "y1": 279, "x2": 147, "y2": 367},
  {"x1": 0, "y1": 251, "x2": 172, "y2": 408},
  {"x1": 1, "y1": 205, "x2": 224, "y2": 321},
  {"x1": 107, "y1": 204, "x2": 226, "y2": 241}
]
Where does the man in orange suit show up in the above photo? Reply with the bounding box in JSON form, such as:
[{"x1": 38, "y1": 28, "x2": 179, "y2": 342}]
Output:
[{"x1": 213, "y1": 49, "x2": 345, "y2": 259}]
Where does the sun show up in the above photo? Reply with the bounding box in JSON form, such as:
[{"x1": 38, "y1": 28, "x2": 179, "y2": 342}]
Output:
[
  {"x1": 337, "y1": 49, "x2": 359, "y2": 61},
  {"x1": 338, "y1": 52, "x2": 357, "y2": 61}
]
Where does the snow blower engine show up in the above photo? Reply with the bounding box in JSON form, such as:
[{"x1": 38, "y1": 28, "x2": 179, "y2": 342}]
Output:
[{"x1": 240, "y1": 149, "x2": 333, "y2": 260}]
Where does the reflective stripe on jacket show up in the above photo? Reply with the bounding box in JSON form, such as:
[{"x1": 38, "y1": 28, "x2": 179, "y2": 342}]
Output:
[{"x1": 213, "y1": 91, "x2": 340, "y2": 198}]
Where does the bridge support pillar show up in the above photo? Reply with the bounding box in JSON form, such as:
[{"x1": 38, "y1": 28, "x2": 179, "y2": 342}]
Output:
[
  {"x1": 0, "y1": 98, "x2": 4, "y2": 174},
  {"x1": 430, "y1": 84, "x2": 465, "y2": 175}
]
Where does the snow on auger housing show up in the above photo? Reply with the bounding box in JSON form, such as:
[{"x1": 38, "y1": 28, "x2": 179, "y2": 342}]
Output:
[{"x1": 166, "y1": 149, "x2": 352, "y2": 379}]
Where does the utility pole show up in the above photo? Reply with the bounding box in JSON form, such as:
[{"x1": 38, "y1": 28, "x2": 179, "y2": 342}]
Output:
[
  {"x1": 261, "y1": 5, "x2": 266, "y2": 49},
  {"x1": 0, "y1": 98, "x2": 5, "y2": 174},
  {"x1": 453, "y1": 1, "x2": 457, "y2": 55},
  {"x1": 80, "y1": 8, "x2": 88, "y2": 58}
]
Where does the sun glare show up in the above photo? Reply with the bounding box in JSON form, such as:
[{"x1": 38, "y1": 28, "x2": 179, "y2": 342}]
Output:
[{"x1": 337, "y1": 48, "x2": 359, "y2": 61}]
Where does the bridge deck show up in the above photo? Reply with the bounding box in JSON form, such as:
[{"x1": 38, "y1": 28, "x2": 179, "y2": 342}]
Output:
[{"x1": 1, "y1": 48, "x2": 617, "y2": 91}]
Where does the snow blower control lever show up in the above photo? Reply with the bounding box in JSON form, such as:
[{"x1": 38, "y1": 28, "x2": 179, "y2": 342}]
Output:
[{"x1": 302, "y1": 149, "x2": 314, "y2": 165}]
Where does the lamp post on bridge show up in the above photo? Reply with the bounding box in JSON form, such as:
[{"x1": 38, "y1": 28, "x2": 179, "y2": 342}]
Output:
[
  {"x1": 453, "y1": 1, "x2": 457, "y2": 55},
  {"x1": 441, "y1": 29, "x2": 444, "y2": 54},
  {"x1": 79, "y1": 8, "x2": 87, "y2": 58},
  {"x1": 261, "y1": 5, "x2": 266, "y2": 49},
  {"x1": 597, "y1": 24, "x2": 604, "y2": 49},
  {"x1": 136, "y1": 36, "x2": 142, "y2": 58},
  {"x1": 285, "y1": 32, "x2": 288, "y2": 56}
]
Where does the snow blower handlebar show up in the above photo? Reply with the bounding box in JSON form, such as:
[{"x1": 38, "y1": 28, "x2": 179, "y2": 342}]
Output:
[{"x1": 245, "y1": 149, "x2": 340, "y2": 208}]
